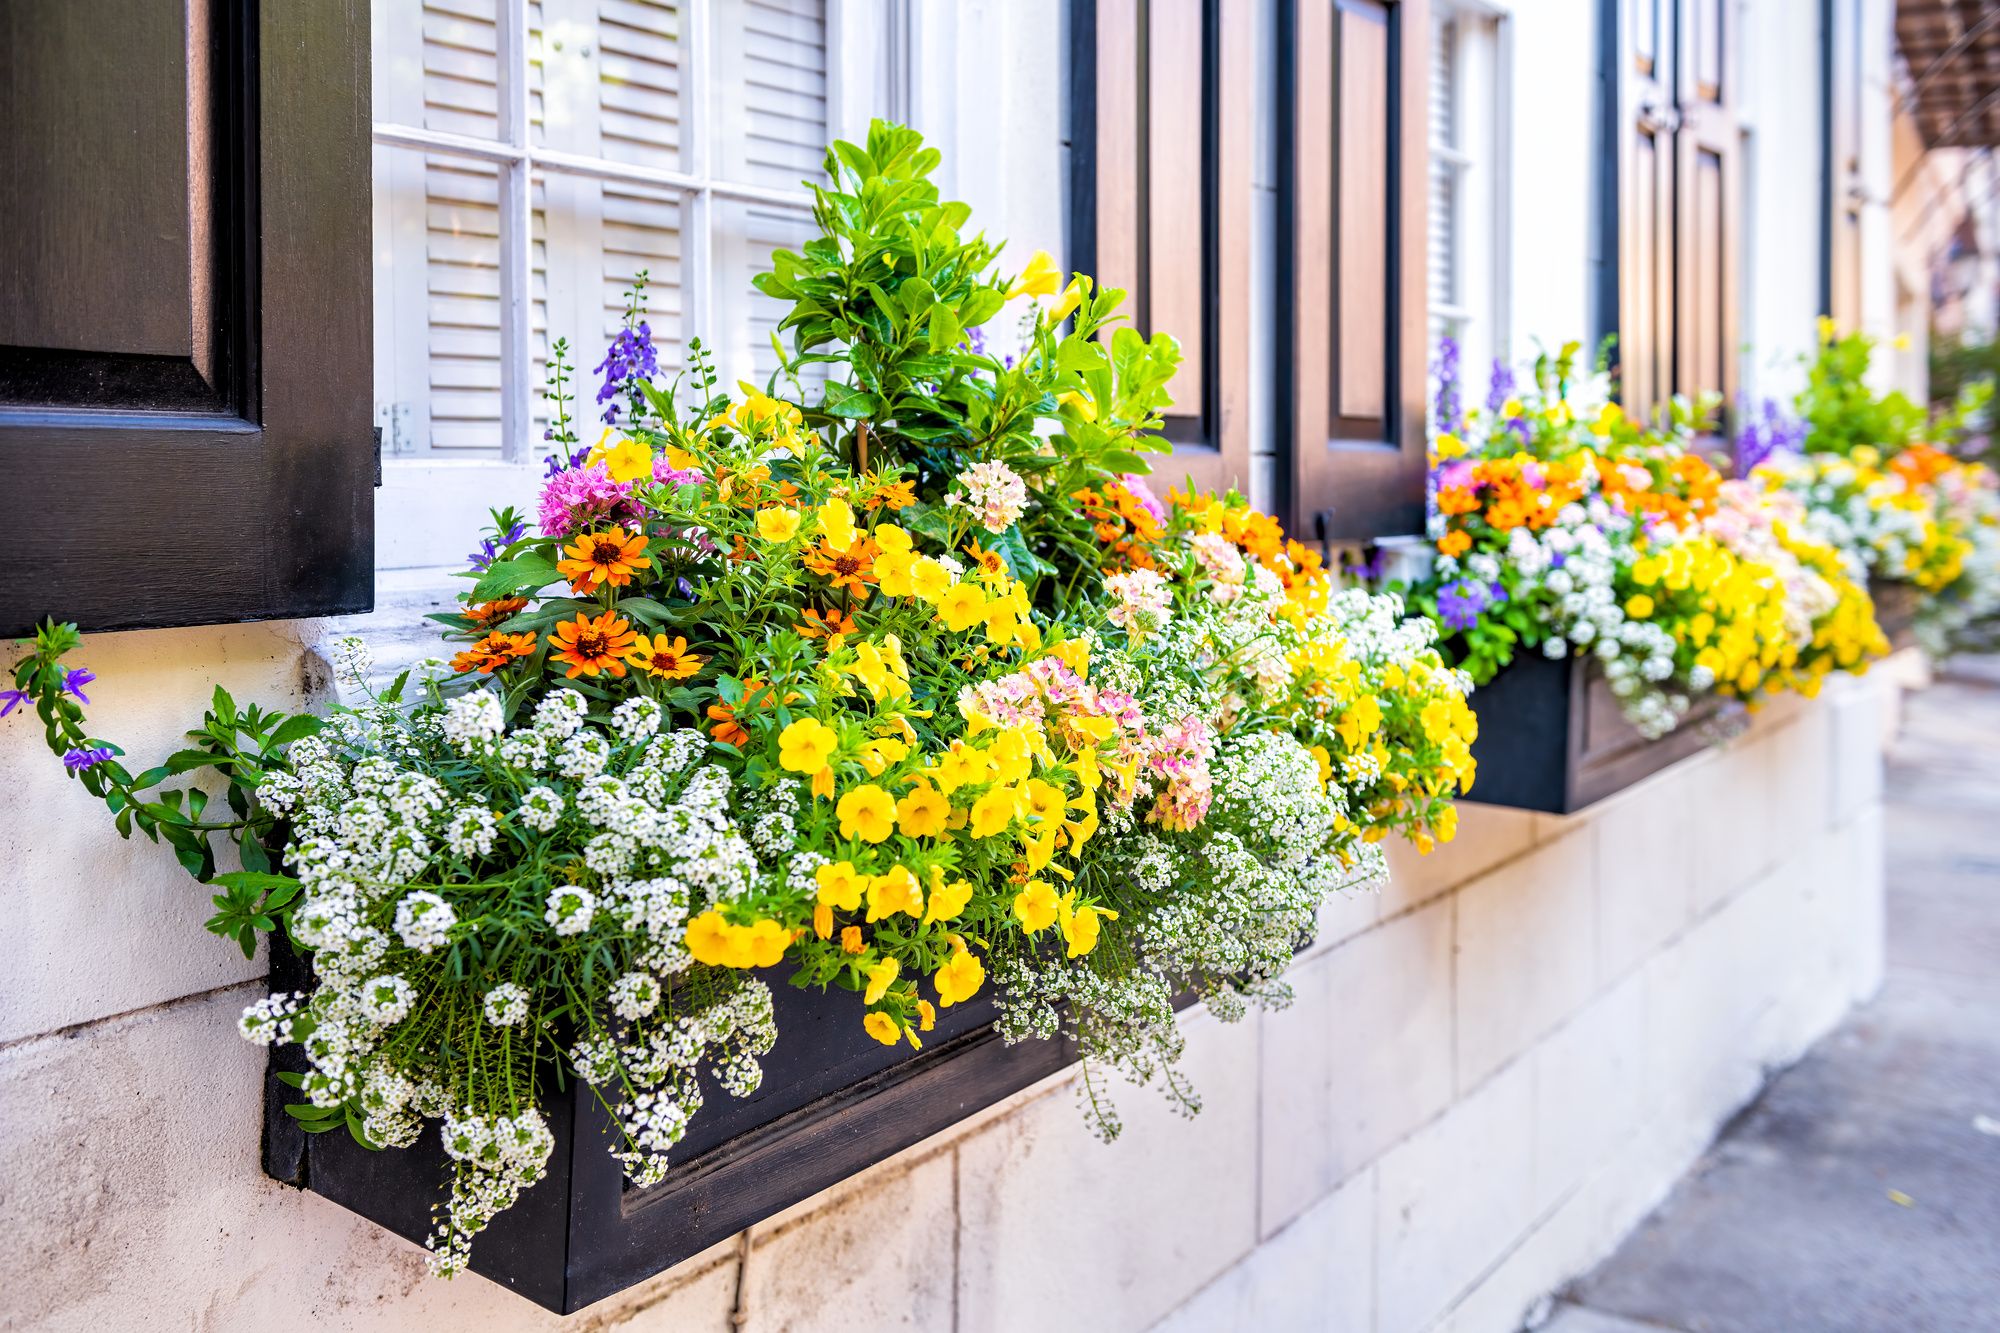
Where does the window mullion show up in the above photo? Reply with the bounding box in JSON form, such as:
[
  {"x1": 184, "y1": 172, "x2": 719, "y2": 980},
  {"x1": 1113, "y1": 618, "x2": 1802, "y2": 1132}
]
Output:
[
  {"x1": 497, "y1": 0, "x2": 534, "y2": 463},
  {"x1": 684, "y1": 0, "x2": 715, "y2": 359}
]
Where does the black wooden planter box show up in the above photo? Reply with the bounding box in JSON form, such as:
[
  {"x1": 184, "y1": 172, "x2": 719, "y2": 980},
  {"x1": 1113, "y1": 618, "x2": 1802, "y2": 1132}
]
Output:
[
  {"x1": 263, "y1": 939, "x2": 1078, "y2": 1312},
  {"x1": 1463, "y1": 650, "x2": 1747, "y2": 815}
]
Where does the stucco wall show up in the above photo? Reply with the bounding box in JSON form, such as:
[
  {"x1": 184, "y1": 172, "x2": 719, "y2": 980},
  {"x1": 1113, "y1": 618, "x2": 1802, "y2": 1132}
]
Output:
[{"x1": 0, "y1": 635, "x2": 1888, "y2": 1332}]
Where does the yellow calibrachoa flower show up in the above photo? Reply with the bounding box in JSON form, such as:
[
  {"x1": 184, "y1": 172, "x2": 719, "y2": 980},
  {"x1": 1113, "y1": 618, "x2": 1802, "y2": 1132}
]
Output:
[
  {"x1": 863, "y1": 956, "x2": 900, "y2": 1005},
  {"x1": 836, "y1": 783, "x2": 896, "y2": 843},
  {"x1": 930, "y1": 740, "x2": 989, "y2": 794},
  {"x1": 935, "y1": 940, "x2": 986, "y2": 1006},
  {"x1": 1056, "y1": 891, "x2": 1117, "y2": 959},
  {"x1": 1013, "y1": 879, "x2": 1060, "y2": 934},
  {"x1": 866, "y1": 865, "x2": 925, "y2": 921},
  {"x1": 968, "y1": 786, "x2": 1017, "y2": 839},
  {"x1": 859, "y1": 736, "x2": 910, "y2": 776},
  {"x1": 586, "y1": 427, "x2": 654, "y2": 483},
  {"x1": 817, "y1": 496, "x2": 857, "y2": 548},
  {"x1": 685, "y1": 912, "x2": 792, "y2": 968},
  {"x1": 778, "y1": 717, "x2": 840, "y2": 774},
  {"x1": 896, "y1": 782, "x2": 950, "y2": 837},
  {"x1": 1624, "y1": 594, "x2": 1654, "y2": 619},
  {"x1": 1007, "y1": 248, "x2": 1061, "y2": 300},
  {"x1": 924, "y1": 876, "x2": 974, "y2": 923},
  {"x1": 815, "y1": 861, "x2": 866, "y2": 911},
  {"x1": 862, "y1": 1012, "x2": 902, "y2": 1046},
  {"x1": 910, "y1": 556, "x2": 954, "y2": 603},
  {"x1": 755, "y1": 506, "x2": 802, "y2": 542},
  {"x1": 936, "y1": 582, "x2": 989, "y2": 632},
  {"x1": 1020, "y1": 777, "x2": 1067, "y2": 825}
]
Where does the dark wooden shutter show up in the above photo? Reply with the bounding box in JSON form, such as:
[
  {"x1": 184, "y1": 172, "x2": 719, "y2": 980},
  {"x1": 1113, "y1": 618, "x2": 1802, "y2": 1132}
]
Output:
[
  {"x1": 1609, "y1": 0, "x2": 1740, "y2": 422},
  {"x1": 1278, "y1": 0, "x2": 1430, "y2": 545},
  {"x1": 0, "y1": 1, "x2": 374, "y2": 636},
  {"x1": 1070, "y1": 0, "x2": 1253, "y2": 497},
  {"x1": 1822, "y1": 0, "x2": 1864, "y2": 328}
]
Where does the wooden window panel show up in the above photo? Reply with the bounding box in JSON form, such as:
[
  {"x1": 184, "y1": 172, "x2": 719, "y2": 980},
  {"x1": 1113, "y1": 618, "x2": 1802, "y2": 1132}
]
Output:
[
  {"x1": 1609, "y1": 0, "x2": 1739, "y2": 424},
  {"x1": 0, "y1": 1, "x2": 374, "y2": 635},
  {"x1": 1279, "y1": 0, "x2": 1429, "y2": 544},
  {"x1": 1069, "y1": 0, "x2": 1252, "y2": 496}
]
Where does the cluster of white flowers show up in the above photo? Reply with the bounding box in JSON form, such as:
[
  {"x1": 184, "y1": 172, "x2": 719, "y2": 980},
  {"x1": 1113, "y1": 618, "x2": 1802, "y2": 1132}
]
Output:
[
  {"x1": 948, "y1": 459, "x2": 1030, "y2": 533},
  {"x1": 239, "y1": 683, "x2": 798, "y2": 1275}
]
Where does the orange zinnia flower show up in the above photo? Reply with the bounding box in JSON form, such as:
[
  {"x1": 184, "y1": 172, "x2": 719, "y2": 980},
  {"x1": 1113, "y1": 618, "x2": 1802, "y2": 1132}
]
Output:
[
  {"x1": 466, "y1": 595, "x2": 529, "y2": 625},
  {"x1": 707, "y1": 676, "x2": 798, "y2": 746},
  {"x1": 797, "y1": 607, "x2": 859, "y2": 647},
  {"x1": 630, "y1": 634, "x2": 704, "y2": 680},
  {"x1": 1438, "y1": 529, "x2": 1473, "y2": 557},
  {"x1": 803, "y1": 537, "x2": 879, "y2": 597},
  {"x1": 557, "y1": 529, "x2": 651, "y2": 592},
  {"x1": 451, "y1": 630, "x2": 538, "y2": 675},
  {"x1": 866, "y1": 479, "x2": 917, "y2": 511},
  {"x1": 550, "y1": 610, "x2": 639, "y2": 678}
]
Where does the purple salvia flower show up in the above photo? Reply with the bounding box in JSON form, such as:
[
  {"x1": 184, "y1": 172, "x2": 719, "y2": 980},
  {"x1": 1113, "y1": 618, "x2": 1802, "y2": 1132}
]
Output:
[
  {"x1": 1433, "y1": 335, "x2": 1463, "y2": 435},
  {"x1": 1486, "y1": 359, "x2": 1517, "y2": 414},
  {"x1": 1733, "y1": 396, "x2": 1804, "y2": 476},
  {"x1": 63, "y1": 746, "x2": 114, "y2": 773},
  {"x1": 594, "y1": 322, "x2": 660, "y2": 424},
  {"x1": 62, "y1": 668, "x2": 95, "y2": 704}
]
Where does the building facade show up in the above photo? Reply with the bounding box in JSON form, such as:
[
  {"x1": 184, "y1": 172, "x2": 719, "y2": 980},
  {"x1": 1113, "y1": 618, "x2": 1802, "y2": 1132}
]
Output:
[{"x1": 0, "y1": 1, "x2": 1923, "y2": 1329}]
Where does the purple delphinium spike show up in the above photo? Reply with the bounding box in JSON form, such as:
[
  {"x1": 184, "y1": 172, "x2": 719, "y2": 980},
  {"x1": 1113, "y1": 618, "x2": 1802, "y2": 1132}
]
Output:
[
  {"x1": 595, "y1": 322, "x2": 660, "y2": 424},
  {"x1": 1733, "y1": 396, "x2": 1804, "y2": 476},
  {"x1": 63, "y1": 746, "x2": 114, "y2": 772},
  {"x1": 1433, "y1": 335, "x2": 1464, "y2": 435},
  {"x1": 1486, "y1": 358, "x2": 1517, "y2": 414}
]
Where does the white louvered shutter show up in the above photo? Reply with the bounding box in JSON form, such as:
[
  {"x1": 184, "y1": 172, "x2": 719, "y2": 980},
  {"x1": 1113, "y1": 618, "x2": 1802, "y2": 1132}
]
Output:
[
  {"x1": 372, "y1": 0, "x2": 828, "y2": 457},
  {"x1": 1427, "y1": 12, "x2": 1461, "y2": 352}
]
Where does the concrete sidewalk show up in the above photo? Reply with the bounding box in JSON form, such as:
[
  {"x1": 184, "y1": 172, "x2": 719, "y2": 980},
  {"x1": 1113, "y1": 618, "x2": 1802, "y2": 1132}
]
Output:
[{"x1": 1545, "y1": 660, "x2": 2000, "y2": 1333}]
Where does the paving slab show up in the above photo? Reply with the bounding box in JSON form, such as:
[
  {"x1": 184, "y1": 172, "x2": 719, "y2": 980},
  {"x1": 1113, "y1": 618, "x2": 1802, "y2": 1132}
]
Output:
[{"x1": 1559, "y1": 668, "x2": 2000, "y2": 1333}]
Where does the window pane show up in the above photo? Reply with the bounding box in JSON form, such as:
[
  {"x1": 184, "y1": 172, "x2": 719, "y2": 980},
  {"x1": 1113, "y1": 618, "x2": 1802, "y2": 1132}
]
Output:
[
  {"x1": 712, "y1": 199, "x2": 818, "y2": 393},
  {"x1": 714, "y1": 0, "x2": 829, "y2": 190},
  {"x1": 534, "y1": 169, "x2": 688, "y2": 435},
  {"x1": 372, "y1": 144, "x2": 507, "y2": 456}
]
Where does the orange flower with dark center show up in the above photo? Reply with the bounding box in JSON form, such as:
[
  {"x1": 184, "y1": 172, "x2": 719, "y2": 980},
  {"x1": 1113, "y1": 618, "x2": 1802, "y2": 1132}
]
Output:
[
  {"x1": 451, "y1": 630, "x2": 538, "y2": 675},
  {"x1": 466, "y1": 596, "x2": 529, "y2": 625},
  {"x1": 803, "y1": 537, "x2": 879, "y2": 597},
  {"x1": 630, "y1": 634, "x2": 704, "y2": 680},
  {"x1": 866, "y1": 479, "x2": 917, "y2": 511},
  {"x1": 707, "y1": 677, "x2": 797, "y2": 746},
  {"x1": 964, "y1": 543, "x2": 1008, "y2": 579},
  {"x1": 550, "y1": 609, "x2": 638, "y2": 678},
  {"x1": 557, "y1": 529, "x2": 651, "y2": 592},
  {"x1": 797, "y1": 607, "x2": 859, "y2": 649}
]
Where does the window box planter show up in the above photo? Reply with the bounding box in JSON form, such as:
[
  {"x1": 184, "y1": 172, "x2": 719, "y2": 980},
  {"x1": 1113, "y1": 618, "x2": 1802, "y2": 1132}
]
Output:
[
  {"x1": 1463, "y1": 651, "x2": 1748, "y2": 814},
  {"x1": 262, "y1": 937, "x2": 1081, "y2": 1312}
]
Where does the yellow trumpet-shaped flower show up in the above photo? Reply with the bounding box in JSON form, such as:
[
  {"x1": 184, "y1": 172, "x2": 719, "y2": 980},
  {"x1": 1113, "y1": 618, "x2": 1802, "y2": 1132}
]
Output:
[{"x1": 1007, "y1": 249, "x2": 1061, "y2": 300}]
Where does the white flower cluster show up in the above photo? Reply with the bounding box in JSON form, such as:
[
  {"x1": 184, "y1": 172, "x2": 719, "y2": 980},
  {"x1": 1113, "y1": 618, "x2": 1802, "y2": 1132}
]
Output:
[
  {"x1": 241, "y1": 683, "x2": 797, "y2": 1275},
  {"x1": 1103, "y1": 567, "x2": 1173, "y2": 640},
  {"x1": 948, "y1": 459, "x2": 1030, "y2": 533}
]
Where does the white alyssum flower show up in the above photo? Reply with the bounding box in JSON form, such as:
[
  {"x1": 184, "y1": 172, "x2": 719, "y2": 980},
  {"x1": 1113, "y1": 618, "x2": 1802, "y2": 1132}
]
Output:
[
  {"x1": 483, "y1": 982, "x2": 529, "y2": 1027},
  {"x1": 441, "y1": 691, "x2": 505, "y2": 751},
  {"x1": 517, "y1": 784, "x2": 564, "y2": 831},
  {"x1": 608, "y1": 972, "x2": 662, "y2": 1021},
  {"x1": 393, "y1": 891, "x2": 457, "y2": 953},
  {"x1": 358, "y1": 974, "x2": 416, "y2": 1024},
  {"x1": 545, "y1": 886, "x2": 597, "y2": 936}
]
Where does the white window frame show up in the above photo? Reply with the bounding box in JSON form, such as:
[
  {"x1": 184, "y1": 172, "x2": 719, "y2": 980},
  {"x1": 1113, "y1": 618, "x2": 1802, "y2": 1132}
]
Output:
[
  {"x1": 1428, "y1": 0, "x2": 1513, "y2": 389},
  {"x1": 371, "y1": 0, "x2": 904, "y2": 572}
]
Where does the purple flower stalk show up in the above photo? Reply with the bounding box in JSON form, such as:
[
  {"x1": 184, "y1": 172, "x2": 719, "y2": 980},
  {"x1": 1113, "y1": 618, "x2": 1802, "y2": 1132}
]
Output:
[
  {"x1": 61, "y1": 668, "x2": 94, "y2": 704},
  {"x1": 1733, "y1": 396, "x2": 1805, "y2": 476},
  {"x1": 467, "y1": 520, "x2": 528, "y2": 571},
  {"x1": 543, "y1": 445, "x2": 592, "y2": 479},
  {"x1": 63, "y1": 746, "x2": 114, "y2": 773},
  {"x1": 594, "y1": 322, "x2": 659, "y2": 424},
  {"x1": 1486, "y1": 359, "x2": 1517, "y2": 414},
  {"x1": 1433, "y1": 335, "x2": 1464, "y2": 435},
  {"x1": 1437, "y1": 578, "x2": 1507, "y2": 632}
]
